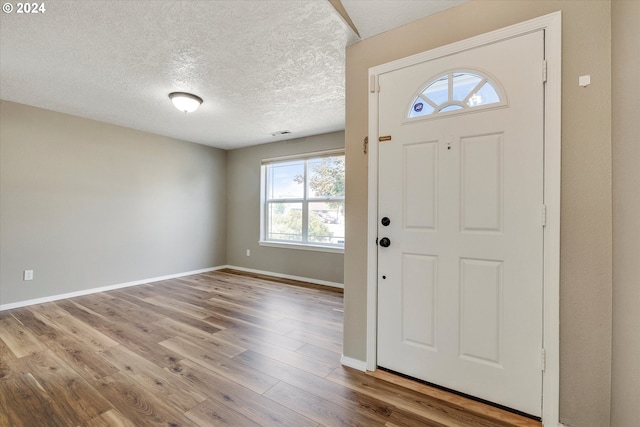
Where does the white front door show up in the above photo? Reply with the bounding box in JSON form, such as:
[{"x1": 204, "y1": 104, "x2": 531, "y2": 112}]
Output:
[{"x1": 376, "y1": 30, "x2": 545, "y2": 417}]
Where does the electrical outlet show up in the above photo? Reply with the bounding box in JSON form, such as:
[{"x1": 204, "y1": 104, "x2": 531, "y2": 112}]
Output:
[
  {"x1": 246, "y1": 249, "x2": 251, "y2": 256},
  {"x1": 23, "y1": 270, "x2": 34, "y2": 281}
]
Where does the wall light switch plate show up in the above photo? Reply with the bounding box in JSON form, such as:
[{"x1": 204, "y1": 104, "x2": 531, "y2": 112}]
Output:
[{"x1": 23, "y1": 270, "x2": 34, "y2": 281}]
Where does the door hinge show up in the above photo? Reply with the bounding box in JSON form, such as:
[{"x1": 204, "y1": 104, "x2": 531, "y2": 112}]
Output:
[
  {"x1": 542, "y1": 60, "x2": 548, "y2": 83},
  {"x1": 541, "y1": 348, "x2": 546, "y2": 372},
  {"x1": 541, "y1": 204, "x2": 547, "y2": 227},
  {"x1": 370, "y1": 75, "x2": 379, "y2": 93}
]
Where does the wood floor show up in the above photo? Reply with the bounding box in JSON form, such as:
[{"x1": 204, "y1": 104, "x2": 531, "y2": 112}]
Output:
[{"x1": 0, "y1": 269, "x2": 541, "y2": 427}]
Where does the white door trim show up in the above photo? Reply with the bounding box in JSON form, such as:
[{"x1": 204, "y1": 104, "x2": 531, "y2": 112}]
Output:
[{"x1": 366, "y1": 11, "x2": 561, "y2": 425}]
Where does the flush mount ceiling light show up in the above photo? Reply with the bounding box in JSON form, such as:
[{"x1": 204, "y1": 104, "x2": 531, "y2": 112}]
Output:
[{"x1": 169, "y1": 92, "x2": 203, "y2": 113}]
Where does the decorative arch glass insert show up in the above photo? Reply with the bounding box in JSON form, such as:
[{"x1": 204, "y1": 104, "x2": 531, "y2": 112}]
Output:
[{"x1": 408, "y1": 70, "x2": 505, "y2": 119}]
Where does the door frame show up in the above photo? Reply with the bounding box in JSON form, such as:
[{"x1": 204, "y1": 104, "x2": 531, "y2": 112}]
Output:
[{"x1": 366, "y1": 12, "x2": 561, "y2": 425}]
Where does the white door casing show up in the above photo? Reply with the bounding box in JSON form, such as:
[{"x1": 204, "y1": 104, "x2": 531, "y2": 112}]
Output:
[{"x1": 365, "y1": 12, "x2": 561, "y2": 425}]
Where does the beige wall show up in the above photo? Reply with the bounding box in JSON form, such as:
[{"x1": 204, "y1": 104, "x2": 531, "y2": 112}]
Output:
[
  {"x1": 0, "y1": 100, "x2": 343, "y2": 308},
  {"x1": 611, "y1": 1, "x2": 640, "y2": 426},
  {"x1": 0, "y1": 101, "x2": 228, "y2": 306},
  {"x1": 344, "y1": 2, "x2": 613, "y2": 426},
  {"x1": 226, "y1": 132, "x2": 344, "y2": 284}
]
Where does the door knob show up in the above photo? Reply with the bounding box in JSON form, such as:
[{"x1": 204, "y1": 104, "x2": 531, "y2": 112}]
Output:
[
  {"x1": 381, "y1": 217, "x2": 391, "y2": 226},
  {"x1": 379, "y1": 237, "x2": 391, "y2": 247}
]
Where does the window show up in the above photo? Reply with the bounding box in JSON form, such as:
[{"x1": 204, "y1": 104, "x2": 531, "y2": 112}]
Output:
[
  {"x1": 408, "y1": 70, "x2": 505, "y2": 119},
  {"x1": 261, "y1": 150, "x2": 345, "y2": 251}
]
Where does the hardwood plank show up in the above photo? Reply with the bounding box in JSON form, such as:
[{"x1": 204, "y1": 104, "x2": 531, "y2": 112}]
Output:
[
  {"x1": 205, "y1": 275, "x2": 342, "y2": 323},
  {"x1": 285, "y1": 328, "x2": 344, "y2": 354},
  {"x1": 201, "y1": 311, "x2": 243, "y2": 330},
  {"x1": 82, "y1": 409, "x2": 137, "y2": 427},
  {"x1": 141, "y1": 283, "x2": 216, "y2": 309},
  {"x1": 0, "y1": 332, "x2": 18, "y2": 380},
  {"x1": 202, "y1": 298, "x2": 295, "y2": 335},
  {"x1": 0, "y1": 372, "x2": 72, "y2": 427},
  {"x1": 177, "y1": 275, "x2": 244, "y2": 294},
  {"x1": 168, "y1": 358, "x2": 319, "y2": 427},
  {"x1": 205, "y1": 295, "x2": 287, "y2": 322},
  {"x1": 281, "y1": 316, "x2": 344, "y2": 343},
  {"x1": 264, "y1": 381, "x2": 387, "y2": 427},
  {"x1": 43, "y1": 332, "x2": 120, "y2": 381},
  {"x1": 55, "y1": 300, "x2": 185, "y2": 370},
  {"x1": 198, "y1": 286, "x2": 266, "y2": 307},
  {"x1": 15, "y1": 350, "x2": 112, "y2": 425},
  {"x1": 0, "y1": 315, "x2": 48, "y2": 358},
  {"x1": 234, "y1": 351, "x2": 464, "y2": 427},
  {"x1": 235, "y1": 350, "x2": 398, "y2": 425},
  {"x1": 185, "y1": 397, "x2": 262, "y2": 427},
  {"x1": 152, "y1": 278, "x2": 220, "y2": 301},
  {"x1": 329, "y1": 367, "x2": 518, "y2": 427},
  {"x1": 109, "y1": 289, "x2": 222, "y2": 334},
  {"x1": 71, "y1": 295, "x2": 173, "y2": 342},
  {"x1": 160, "y1": 334, "x2": 244, "y2": 360},
  {"x1": 296, "y1": 342, "x2": 342, "y2": 366},
  {"x1": 368, "y1": 369, "x2": 540, "y2": 427},
  {"x1": 198, "y1": 277, "x2": 341, "y2": 319},
  {"x1": 218, "y1": 330, "x2": 335, "y2": 378},
  {"x1": 159, "y1": 336, "x2": 278, "y2": 394},
  {"x1": 10, "y1": 306, "x2": 60, "y2": 338},
  {"x1": 144, "y1": 294, "x2": 218, "y2": 320},
  {"x1": 54, "y1": 300, "x2": 110, "y2": 329},
  {"x1": 99, "y1": 345, "x2": 206, "y2": 412},
  {"x1": 384, "y1": 409, "x2": 451, "y2": 427},
  {"x1": 217, "y1": 268, "x2": 344, "y2": 294},
  {"x1": 153, "y1": 317, "x2": 239, "y2": 353},
  {"x1": 210, "y1": 322, "x2": 306, "y2": 353},
  {"x1": 74, "y1": 292, "x2": 159, "y2": 320},
  {"x1": 89, "y1": 372, "x2": 198, "y2": 427},
  {"x1": 107, "y1": 283, "x2": 156, "y2": 300},
  {"x1": 29, "y1": 304, "x2": 119, "y2": 352}
]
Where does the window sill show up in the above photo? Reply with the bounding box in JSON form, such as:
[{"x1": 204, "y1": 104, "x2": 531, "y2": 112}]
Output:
[{"x1": 259, "y1": 241, "x2": 344, "y2": 254}]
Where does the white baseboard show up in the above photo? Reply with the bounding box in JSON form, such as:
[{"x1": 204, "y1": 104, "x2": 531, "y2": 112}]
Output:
[
  {"x1": 0, "y1": 266, "x2": 224, "y2": 311},
  {"x1": 1, "y1": 265, "x2": 343, "y2": 311},
  {"x1": 222, "y1": 265, "x2": 344, "y2": 289},
  {"x1": 341, "y1": 355, "x2": 368, "y2": 372}
]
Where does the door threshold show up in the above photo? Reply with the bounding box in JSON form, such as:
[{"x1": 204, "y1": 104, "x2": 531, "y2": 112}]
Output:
[{"x1": 369, "y1": 368, "x2": 542, "y2": 427}]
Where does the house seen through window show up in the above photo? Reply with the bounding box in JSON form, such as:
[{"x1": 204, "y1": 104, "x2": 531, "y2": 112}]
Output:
[{"x1": 261, "y1": 151, "x2": 345, "y2": 251}]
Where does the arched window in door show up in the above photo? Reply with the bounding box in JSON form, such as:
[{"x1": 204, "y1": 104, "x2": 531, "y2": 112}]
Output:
[{"x1": 408, "y1": 70, "x2": 506, "y2": 119}]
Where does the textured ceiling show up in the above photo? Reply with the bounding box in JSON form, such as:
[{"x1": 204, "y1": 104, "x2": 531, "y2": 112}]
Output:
[{"x1": 1, "y1": 0, "x2": 466, "y2": 150}]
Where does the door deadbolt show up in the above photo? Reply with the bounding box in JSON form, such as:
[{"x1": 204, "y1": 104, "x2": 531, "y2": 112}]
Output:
[{"x1": 381, "y1": 217, "x2": 391, "y2": 226}]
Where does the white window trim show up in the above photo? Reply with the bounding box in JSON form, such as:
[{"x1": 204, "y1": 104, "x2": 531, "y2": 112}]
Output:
[
  {"x1": 258, "y1": 241, "x2": 344, "y2": 254},
  {"x1": 260, "y1": 149, "x2": 345, "y2": 253},
  {"x1": 261, "y1": 148, "x2": 345, "y2": 165}
]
